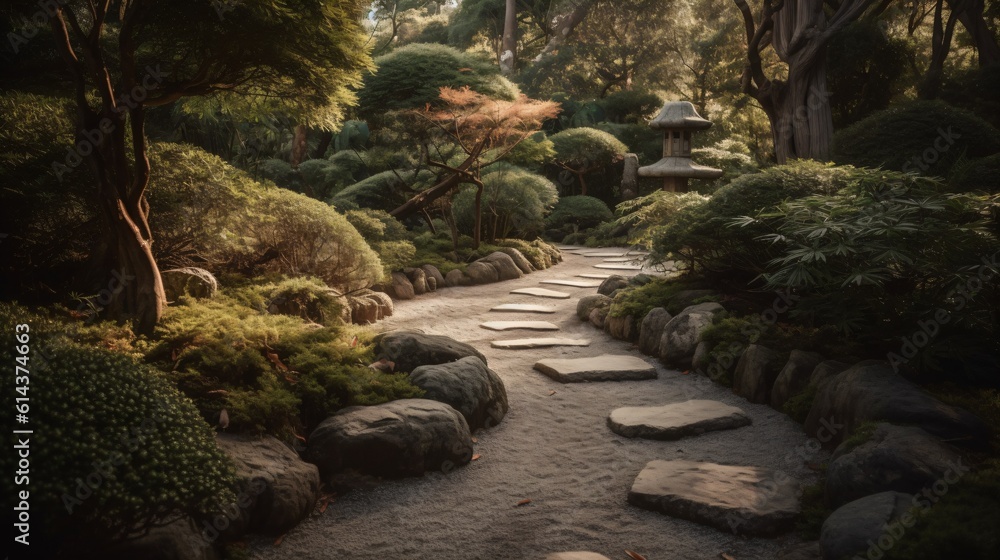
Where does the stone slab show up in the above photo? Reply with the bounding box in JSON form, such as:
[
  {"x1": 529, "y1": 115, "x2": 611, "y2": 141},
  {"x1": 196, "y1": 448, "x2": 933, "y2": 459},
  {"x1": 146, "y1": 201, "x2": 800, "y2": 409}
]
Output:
[
  {"x1": 576, "y1": 273, "x2": 613, "y2": 279},
  {"x1": 540, "y1": 279, "x2": 602, "y2": 288},
  {"x1": 533, "y1": 354, "x2": 657, "y2": 383},
  {"x1": 491, "y1": 338, "x2": 591, "y2": 349},
  {"x1": 510, "y1": 287, "x2": 572, "y2": 299},
  {"x1": 602, "y1": 257, "x2": 640, "y2": 262},
  {"x1": 575, "y1": 252, "x2": 628, "y2": 257},
  {"x1": 546, "y1": 554, "x2": 611, "y2": 560},
  {"x1": 627, "y1": 460, "x2": 801, "y2": 537},
  {"x1": 608, "y1": 400, "x2": 751, "y2": 440},
  {"x1": 593, "y1": 264, "x2": 643, "y2": 270},
  {"x1": 490, "y1": 303, "x2": 557, "y2": 314},
  {"x1": 479, "y1": 321, "x2": 560, "y2": 332}
]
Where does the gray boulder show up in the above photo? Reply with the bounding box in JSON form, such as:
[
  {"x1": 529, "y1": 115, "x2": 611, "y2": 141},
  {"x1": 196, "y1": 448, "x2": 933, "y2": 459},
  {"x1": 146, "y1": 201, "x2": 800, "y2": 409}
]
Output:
[
  {"x1": 627, "y1": 273, "x2": 655, "y2": 287},
  {"x1": 820, "y1": 492, "x2": 914, "y2": 560},
  {"x1": 105, "y1": 517, "x2": 218, "y2": 560},
  {"x1": 638, "y1": 307, "x2": 672, "y2": 356},
  {"x1": 161, "y1": 267, "x2": 218, "y2": 302},
  {"x1": 409, "y1": 356, "x2": 508, "y2": 431},
  {"x1": 776, "y1": 542, "x2": 821, "y2": 560},
  {"x1": 576, "y1": 294, "x2": 612, "y2": 321},
  {"x1": 348, "y1": 289, "x2": 393, "y2": 325},
  {"x1": 420, "y1": 264, "x2": 446, "y2": 288},
  {"x1": 691, "y1": 341, "x2": 710, "y2": 372},
  {"x1": 597, "y1": 275, "x2": 629, "y2": 296},
  {"x1": 826, "y1": 423, "x2": 965, "y2": 507},
  {"x1": 305, "y1": 399, "x2": 473, "y2": 478},
  {"x1": 465, "y1": 261, "x2": 499, "y2": 285},
  {"x1": 405, "y1": 267, "x2": 428, "y2": 295},
  {"x1": 496, "y1": 247, "x2": 534, "y2": 274},
  {"x1": 215, "y1": 435, "x2": 320, "y2": 535},
  {"x1": 733, "y1": 345, "x2": 782, "y2": 403},
  {"x1": 373, "y1": 331, "x2": 487, "y2": 373},
  {"x1": 444, "y1": 268, "x2": 467, "y2": 287},
  {"x1": 388, "y1": 271, "x2": 415, "y2": 300},
  {"x1": 770, "y1": 350, "x2": 824, "y2": 409},
  {"x1": 604, "y1": 313, "x2": 635, "y2": 341},
  {"x1": 658, "y1": 302, "x2": 724, "y2": 368},
  {"x1": 588, "y1": 306, "x2": 609, "y2": 329},
  {"x1": 805, "y1": 361, "x2": 988, "y2": 448},
  {"x1": 425, "y1": 275, "x2": 437, "y2": 292},
  {"x1": 810, "y1": 360, "x2": 850, "y2": 387},
  {"x1": 480, "y1": 252, "x2": 524, "y2": 281}
]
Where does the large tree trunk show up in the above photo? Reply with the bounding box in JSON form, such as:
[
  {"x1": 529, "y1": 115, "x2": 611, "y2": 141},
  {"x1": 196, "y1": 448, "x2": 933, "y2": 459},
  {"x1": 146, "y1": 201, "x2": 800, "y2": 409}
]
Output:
[
  {"x1": 950, "y1": 0, "x2": 1000, "y2": 66},
  {"x1": 532, "y1": 0, "x2": 595, "y2": 63},
  {"x1": 500, "y1": 0, "x2": 518, "y2": 75},
  {"x1": 290, "y1": 124, "x2": 308, "y2": 166}
]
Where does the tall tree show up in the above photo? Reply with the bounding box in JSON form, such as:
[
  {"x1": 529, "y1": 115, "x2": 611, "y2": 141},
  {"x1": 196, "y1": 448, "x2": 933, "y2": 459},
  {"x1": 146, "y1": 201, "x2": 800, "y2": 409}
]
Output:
[
  {"x1": 500, "y1": 0, "x2": 518, "y2": 74},
  {"x1": 14, "y1": 0, "x2": 371, "y2": 333},
  {"x1": 733, "y1": 0, "x2": 889, "y2": 162}
]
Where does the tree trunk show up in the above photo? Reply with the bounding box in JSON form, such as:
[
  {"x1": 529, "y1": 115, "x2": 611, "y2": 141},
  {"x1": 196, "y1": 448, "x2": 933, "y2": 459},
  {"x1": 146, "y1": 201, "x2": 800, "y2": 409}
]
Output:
[
  {"x1": 532, "y1": 0, "x2": 595, "y2": 63},
  {"x1": 473, "y1": 181, "x2": 484, "y2": 249},
  {"x1": 500, "y1": 0, "x2": 517, "y2": 75},
  {"x1": 313, "y1": 130, "x2": 333, "y2": 159},
  {"x1": 921, "y1": 0, "x2": 962, "y2": 99},
  {"x1": 291, "y1": 124, "x2": 308, "y2": 166},
  {"x1": 950, "y1": 0, "x2": 1000, "y2": 66}
]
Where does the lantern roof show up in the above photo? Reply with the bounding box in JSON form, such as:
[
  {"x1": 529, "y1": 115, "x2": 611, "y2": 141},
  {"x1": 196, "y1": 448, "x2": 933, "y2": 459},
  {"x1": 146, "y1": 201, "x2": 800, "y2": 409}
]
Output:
[
  {"x1": 638, "y1": 158, "x2": 724, "y2": 180},
  {"x1": 648, "y1": 101, "x2": 713, "y2": 130}
]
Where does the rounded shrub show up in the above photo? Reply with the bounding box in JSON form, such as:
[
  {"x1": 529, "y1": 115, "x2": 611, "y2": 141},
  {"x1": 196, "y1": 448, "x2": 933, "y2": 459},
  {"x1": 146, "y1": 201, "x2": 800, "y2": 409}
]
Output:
[
  {"x1": 344, "y1": 208, "x2": 417, "y2": 274},
  {"x1": 453, "y1": 164, "x2": 559, "y2": 241},
  {"x1": 544, "y1": 195, "x2": 614, "y2": 233},
  {"x1": 832, "y1": 100, "x2": 1000, "y2": 177},
  {"x1": 329, "y1": 169, "x2": 435, "y2": 213},
  {"x1": 950, "y1": 154, "x2": 1000, "y2": 193},
  {"x1": 547, "y1": 127, "x2": 628, "y2": 199}
]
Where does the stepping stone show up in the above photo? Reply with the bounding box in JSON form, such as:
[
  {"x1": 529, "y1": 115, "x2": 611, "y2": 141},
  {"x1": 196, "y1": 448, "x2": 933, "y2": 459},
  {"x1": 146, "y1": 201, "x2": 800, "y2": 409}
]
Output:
[
  {"x1": 540, "y1": 279, "x2": 602, "y2": 288},
  {"x1": 608, "y1": 400, "x2": 751, "y2": 440},
  {"x1": 593, "y1": 264, "x2": 643, "y2": 270},
  {"x1": 534, "y1": 354, "x2": 656, "y2": 383},
  {"x1": 627, "y1": 460, "x2": 801, "y2": 537},
  {"x1": 491, "y1": 338, "x2": 591, "y2": 349},
  {"x1": 510, "y1": 287, "x2": 572, "y2": 299},
  {"x1": 546, "y1": 554, "x2": 611, "y2": 560},
  {"x1": 602, "y1": 257, "x2": 639, "y2": 263},
  {"x1": 480, "y1": 321, "x2": 560, "y2": 332},
  {"x1": 490, "y1": 303, "x2": 557, "y2": 314},
  {"x1": 576, "y1": 273, "x2": 612, "y2": 279},
  {"x1": 575, "y1": 252, "x2": 627, "y2": 257}
]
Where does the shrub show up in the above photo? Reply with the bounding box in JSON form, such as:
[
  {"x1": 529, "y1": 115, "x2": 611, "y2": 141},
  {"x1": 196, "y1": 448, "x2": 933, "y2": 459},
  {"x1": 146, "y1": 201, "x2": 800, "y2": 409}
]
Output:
[
  {"x1": 256, "y1": 158, "x2": 302, "y2": 191},
  {"x1": 344, "y1": 208, "x2": 417, "y2": 275},
  {"x1": 547, "y1": 127, "x2": 628, "y2": 198},
  {"x1": 595, "y1": 90, "x2": 662, "y2": 123},
  {"x1": 502, "y1": 131, "x2": 556, "y2": 171},
  {"x1": 689, "y1": 141, "x2": 759, "y2": 194},
  {"x1": 832, "y1": 100, "x2": 1000, "y2": 177},
  {"x1": 594, "y1": 122, "x2": 662, "y2": 164},
  {"x1": 493, "y1": 238, "x2": 559, "y2": 269},
  {"x1": 330, "y1": 169, "x2": 434, "y2": 213},
  {"x1": 614, "y1": 190, "x2": 709, "y2": 247},
  {"x1": 950, "y1": 154, "x2": 1000, "y2": 193},
  {"x1": 0, "y1": 303, "x2": 236, "y2": 554},
  {"x1": 294, "y1": 151, "x2": 368, "y2": 200},
  {"x1": 453, "y1": 164, "x2": 559, "y2": 241},
  {"x1": 250, "y1": 276, "x2": 349, "y2": 326},
  {"x1": 545, "y1": 195, "x2": 614, "y2": 232},
  {"x1": 357, "y1": 43, "x2": 518, "y2": 120}
]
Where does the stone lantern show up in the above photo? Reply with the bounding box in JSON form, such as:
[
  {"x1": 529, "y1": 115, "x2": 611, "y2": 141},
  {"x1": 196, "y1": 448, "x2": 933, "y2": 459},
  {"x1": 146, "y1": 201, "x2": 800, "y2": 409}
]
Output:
[{"x1": 638, "y1": 101, "x2": 722, "y2": 192}]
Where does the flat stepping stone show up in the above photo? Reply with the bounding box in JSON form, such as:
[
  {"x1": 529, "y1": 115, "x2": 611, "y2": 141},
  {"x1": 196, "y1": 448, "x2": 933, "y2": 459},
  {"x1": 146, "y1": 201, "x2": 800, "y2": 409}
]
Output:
[
  {"x1": 491, "y1": 338, "x2": 591, "y2": 349},
  {"x1": 608, "y1": 400, "x2": 751, "y2": 440},
  {"x1": 534, "y1": 354, "x2": 656, "y2": 383},
  {"x1": 479, "y1": 321, "x2": 560, "y2": 331},
  {"x1": 602, "y1": 257, "x2": 640, "y2": 262},
  {"x1": 490, "y1": 303, "x2": 557, "y2": 314},
  {"x1": 510, "y1": 287, "x2": 572, "y2": 299},
  {"x1": 540, "y1": 279, "x2": 602, "y2": 288},
  {"x1": 546, "y1": 554, "x2": 611, "y2": 560},
  {"x1": 576, "y1": 273, "x2": 612, "y2": 279},
  {"x1": 575, "y1": 252, "x2": 627, "y2": 257},
  {"x1": 593, "y1": 263, "x2": 643, "y2": 270},
  {"x1": 628, "y1": 460, "x2": 801, "y2": 537}
]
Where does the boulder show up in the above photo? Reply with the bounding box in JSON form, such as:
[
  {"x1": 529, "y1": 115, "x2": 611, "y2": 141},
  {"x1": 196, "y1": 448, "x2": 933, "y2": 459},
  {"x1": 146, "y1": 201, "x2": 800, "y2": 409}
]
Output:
[
  {"x1": 444, "y1": 268, "x2": 467, "y2": 287},
  {"x1": 104, "y1": 517, "x2": 218, "y2": 560},
  {"x1": 405, "y1": 268, "x2": 428, "y2": 295},
  {"x1": 588, "y1": 306, "x2": 609, "y2": 329},
  {"x1": 809, "y1": 360, "x2": 850, "y2": 388},
  {"x1": 576, "y1": 294, "x2": 612, "y2": 321},
  {"x1": 805, "y1": 361, "x2": 989, "y2": 448},
  {"x1": 420, "y1": 264, "x2": 446, "y2": 288},
  {"x1": 820, "y1": 492, "x2": 914, "y2": 560},
  {"x1": 373, "y1": 331, "x2": 487, "y2": 373},
  {"x1": 425, "y1": 275, "x2": 437, "y2": 292},
  {"x1": 691, "y1": 341, "x2": 710, "y2": 372},
  {"x1": 597, "y1": 275, "x2": 629, "y2": 296},
  {"x1": 267, "y1": 289, "x2": 349, "y2": 325},
  {"x1": 825, "y1": 423, "x2": 965, "y2": 507},
  {"x1": 770, "y1": 350, "x2": 824, "y2": 409},
  {"x1": 733, "y1": 345, "x2": 782, "y2": 404},
  {"x1": 776, "y1": 542, "x2": 821, "y2": 560},
  {"x1": 161, "y1": 267, "x2": 218, "y2": 302},
  {"x1": 480, "y1": 251, "x2": 524, "y2": 281},
  {"x1": 388, "y1": 271, "x2": 415, "y2": 300},
  {"x1": 658, "y1": 302, "x2": 724, "y2": 368},
  {"x1": 348, "y1": 290, "x2": 393, "y2": 325},
  {"x1": 409, "y1": 356, "x2": 509, "y2": 431},
  {"x1": 546, "y1": 554, "x2": 611, "y2": 560},
  {"x1": 496, "y1": 247, "x2": 534, "y2": 274},
  {"x1": 215, "y1": 435, "x2": 320, "y2": 535},
  {"x1": 638, "y1": 307, "x2": 672, "y2": 356},
  {"x1": 627, "y1": 273, "x2": 655, "y2": 287},
  {"x1": 465, "y1": 261, "x2": 499, "y2": 285},
  {"x1": 305, "y1": 399, "x2": 473, "y2": 478},
  {"x1": 604, "y1": 314, "x2": 635, "y2": 341}
]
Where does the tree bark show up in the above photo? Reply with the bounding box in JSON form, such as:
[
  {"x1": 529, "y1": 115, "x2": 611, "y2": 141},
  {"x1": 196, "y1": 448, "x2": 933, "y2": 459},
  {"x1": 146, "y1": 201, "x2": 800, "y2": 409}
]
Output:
[
  {"x1": 291, "y1": 124, "x2": 308, "y2": 166},
  {"x1": 532, "y1": 0, "x2": 595, "y2": 63},
  {"x1": 950, "y1": 0, "x2": 1000, "y2": 66},
  {"x1": 500, "y1": 0, "x2": 518, "y2": 75}
]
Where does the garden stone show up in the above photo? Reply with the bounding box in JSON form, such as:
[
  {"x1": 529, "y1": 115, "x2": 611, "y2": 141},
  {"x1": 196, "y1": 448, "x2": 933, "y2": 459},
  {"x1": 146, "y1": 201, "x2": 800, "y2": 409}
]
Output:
[
  {"x1": 542, "y1": 279, "x2": 602, "y2": 288},
  {"x1": 809, "y1": 360, "x2": 850, "y2": 387},
  {"x1": 627, "y1": 460, "x2": 800, "y2": 537},
  {"x1": 597, "y1": 275, "x2": 629, "y2": 296},
  {"x1": 161, "y1": 267, "x2": 218, "y2": 301},
  {"x1": 819, "y1": 492, "x2": 913, "y2": 560},
  {"x1": 409, "y1": 356, "x2": 508, "y2": 431},
  {"x1": 588, "y1": 306, "x2": 609, "y2": 329},
  {"x1": 658, "y1": 302, "x2": 724, "y2": 368},
  {"x1": 104, "y1": 517, "x2": 218, "y2": 560},
  {"x1": 348, "y1": 289, "x2": 393, "y2": 325},
  {"x1": 826, "y1": 423, "x2": 965, "y2": 507},
  {"x1": 733, "y1": 345, "x2": 782, "y2": 404},
  {"x1": 480, "y1": 251, "x2": 523, "y2": 281},
  {"x1": 373, "y1": 331, "x2": 487, "y2": 373},
  {"x1": 305, "y1": 399, "x2": 473, "y2": 479},
  {"x1": 593, "y1": 263, "x2": 642, "y2": 270},
  {"x1": 770, "y1": 350, "x2": 824, "y2": 410},
  {"x1": 577, "y1": 273, "x2": 612, "y2": 279},
  {"x1": 510, "y1": 287, "x2": 571, "y2": 299},
  {"x1": 466, "y1": 261, "x2": 499, "y2": 285},
  {"x1": 546, "y1": 554, "x2": 611, "y2": 560},
  {"x1": 420, "y1": 264, "x2": 446, "y2": 288},
  {"x1": 445, "y1": 269, "x2": 467, "y2": 287},
  {"x1": 576, "y1": 294, "x2": 612, "y2": 320},
  {"x1": 491, "y1": 338, "x2": 591, "y2": 349},
  {"x1": 404, "y1": 267, "x2": 427, "y2": 295},
  {"x1": 496, "y1": 247, "x2": 534, "y2": 273},
  {"x1": 479, "y1": 321, "x2": 559, "y2": 331},
  {"x1": 627, "y1": 273, "x2": 655, "y2": 287},
  {"x1": 491, "y1": 303, "x2": 557, "y2": 313},
  {"x1": 604, "y1": 313, "x2": 635, "y2": 341},
  {"x1": 389, "y1": 271, "x2": 415, "y2": 300},
  {"x1": 691, "y1": 341, "x2": 710, "y2": 372},
  {"x1": 425, "y1": 275, "x2": 437, "y2": 292},
  {"x1": 215, "y1": 435, "x2": 321, "y2": 535},
  {"x1": 608, "y1": 400, "x2": 750, "y2": 440},
  {"x1": 805, "y1": 361, "x2": 988, "y2": 448},
  {"x1": 534, "y1": 355, "x2": 656, "y2": 383},
  {"x1": 776, "y1": 542, "x2": 821, "y2": 560},
  {"x1": 638, "y1": 307, "x2": 672, "y2": 356}
]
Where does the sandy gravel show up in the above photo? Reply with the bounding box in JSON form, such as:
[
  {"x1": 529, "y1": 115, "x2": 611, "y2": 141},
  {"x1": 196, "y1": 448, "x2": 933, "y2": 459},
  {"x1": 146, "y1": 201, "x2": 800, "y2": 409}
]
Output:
[{"x1": 248, "y1": 248, "x2": 823, "y2": 560}]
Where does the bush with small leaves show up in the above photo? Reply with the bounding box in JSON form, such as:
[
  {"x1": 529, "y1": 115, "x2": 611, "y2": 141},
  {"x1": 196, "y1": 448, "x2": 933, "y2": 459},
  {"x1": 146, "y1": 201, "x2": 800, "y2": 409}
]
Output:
[
  {"x1": 330, "y1": 169, "x2": 435, "y2": 213},
  {"x1": 453, "y1": 163, "x2": 559, "y2": 241},
  {"x1": 544, "y1": 195, "x2": 613, "y2": 233},
  {"x1": 345, "y1": 208, "x2": 417, "y2": 275}
]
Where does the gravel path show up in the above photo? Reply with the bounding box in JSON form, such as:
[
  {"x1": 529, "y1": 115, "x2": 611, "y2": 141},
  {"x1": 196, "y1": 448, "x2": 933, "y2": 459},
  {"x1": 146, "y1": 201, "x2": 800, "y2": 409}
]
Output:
[{"x1": 249, "y1": 248, "x2": 822, "y2": 560}]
